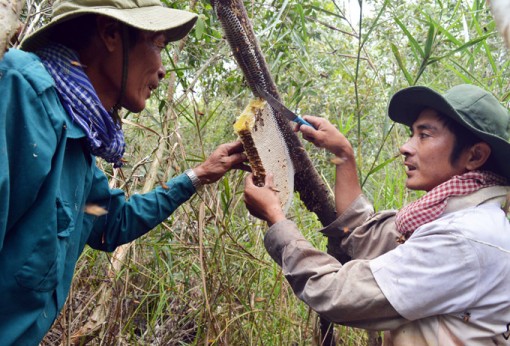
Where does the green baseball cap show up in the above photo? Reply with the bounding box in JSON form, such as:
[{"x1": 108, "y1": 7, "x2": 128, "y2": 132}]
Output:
[
  {"x1": 21, "y1": 0, "x2": 198, "y2": 52},
  {"x1": 388, "y1": 84, "x2": 510, "y2": 180}
]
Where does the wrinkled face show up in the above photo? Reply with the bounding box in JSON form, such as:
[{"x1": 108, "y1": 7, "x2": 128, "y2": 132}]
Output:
[
  {"x1": 122, "y1": 31, "x2": 167, "y2": 112},
  {"x1": 399, "y1": 109, "x2": 469, "y2": 191}
]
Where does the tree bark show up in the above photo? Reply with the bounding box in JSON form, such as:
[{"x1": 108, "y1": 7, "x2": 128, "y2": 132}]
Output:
[
  {"x1": 210, "y1": 1, "x2": 349, "y2": 344},
  {"x1": 0, "y1": 0, "x2": 23, "y2": 60},
  {"x1": 211, "y1": 0, "x2": 337, "y2": 227},
  {"x1": 488, "y1": 0, "x2": 510, "y2": 48}
]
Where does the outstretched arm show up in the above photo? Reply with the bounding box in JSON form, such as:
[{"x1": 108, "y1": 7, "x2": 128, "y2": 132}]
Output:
[
  {"x1": 87, "y1": 141, "x2": 249, "y2": 251},
  {"x1": 242, "y1": 175, "x2": 405, "y2": 330}
]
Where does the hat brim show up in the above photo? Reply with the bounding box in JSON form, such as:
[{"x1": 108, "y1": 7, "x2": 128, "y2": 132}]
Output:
[
  {"x1": 388, "y1": 86, "x2": 510, "y2": 180},
  {"x1": 21, "y1": 6, "x2": 198, "y2": 52}
]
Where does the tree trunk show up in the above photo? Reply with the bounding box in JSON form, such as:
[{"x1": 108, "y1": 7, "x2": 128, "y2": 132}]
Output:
[
  {"x1": 0, "y1": 0, "x2": 23, "y2": 60},
  {"x1": 211, "y1": 0, "x2": 337, "y2": 227},
  {"x1": 210, "y1": 1, "x2": 350, "y2": 344},
  {"x1": 488, "y1": 0, "x2": 510, "y2": 48}
]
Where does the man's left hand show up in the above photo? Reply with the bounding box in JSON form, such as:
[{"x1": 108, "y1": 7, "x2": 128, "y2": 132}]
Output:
[{"x1": 244, "y1": 173, "x2": 286, "y2": 226}]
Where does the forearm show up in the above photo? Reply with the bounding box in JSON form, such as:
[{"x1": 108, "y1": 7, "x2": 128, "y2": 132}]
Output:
[
  {"x1": 265, "y1": 220, "x2": 407, "y2": 329},
  {"x1": 334, "y1": 153, "x2": 362, "y2": 215},
  {"x1": 297, "y1": 117, "x2": 361, "y2": 215},
  {"x1": 87, "y1": 170, "x2": 195, "y2": 251}
]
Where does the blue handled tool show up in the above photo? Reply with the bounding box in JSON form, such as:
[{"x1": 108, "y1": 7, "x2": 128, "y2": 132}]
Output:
[{"x1": 255, "y1": 85, "x2": 315, "y2": 129}]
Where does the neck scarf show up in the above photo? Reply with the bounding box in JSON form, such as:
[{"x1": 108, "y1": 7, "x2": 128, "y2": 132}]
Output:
[
  {"x1": 396, "y1": 171, "x2": 507, "y2": 238},
  {"x1": 37, "y1": 43, "x2": 125, "y2": 167}
]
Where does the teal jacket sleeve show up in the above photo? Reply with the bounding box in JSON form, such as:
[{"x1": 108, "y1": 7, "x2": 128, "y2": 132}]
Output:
[
  {"x1": 0, "y1": 52, "x2": 64, "y2": 252},
  {"x1": 85, "y1": 166, "x2": 196, "y2": 252}
]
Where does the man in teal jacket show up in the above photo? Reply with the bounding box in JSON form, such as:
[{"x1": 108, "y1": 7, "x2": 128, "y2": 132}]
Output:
[{"x1": 0, "y1": 1, "x2": 247, "y2": 344}]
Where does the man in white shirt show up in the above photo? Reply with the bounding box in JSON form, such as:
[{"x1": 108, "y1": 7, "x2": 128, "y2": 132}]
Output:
[{"x1": 243, "y1": 84, "x2": 510, "y2": 345}]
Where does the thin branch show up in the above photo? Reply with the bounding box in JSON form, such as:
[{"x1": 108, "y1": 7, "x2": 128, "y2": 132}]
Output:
[
  {"x1": 305, "y1": 15, "x2": 359, "y2": 38},
  {"x1": 175, "y1": 47, "x2": 225, "y2": 105}
]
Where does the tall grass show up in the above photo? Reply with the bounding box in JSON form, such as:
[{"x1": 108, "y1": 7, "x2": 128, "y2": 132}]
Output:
[{"x1": 33, "y1": 0, "x2": 510, "y2": 344}]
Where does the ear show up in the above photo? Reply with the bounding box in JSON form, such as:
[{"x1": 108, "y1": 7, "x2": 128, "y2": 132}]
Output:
[
  {"x1": 95, "y1": 15, "x2": 122, "y2": 52},
  {"x1": 465, "y1": 142, "x2": 491, "y2": 171}
]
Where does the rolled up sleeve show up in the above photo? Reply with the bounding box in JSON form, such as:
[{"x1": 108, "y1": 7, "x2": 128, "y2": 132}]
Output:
[
  {"x1": 264, "y1": 220, "x2": 407, "y2": 330},
  {"x1": 318, "y1": 195, "x2": 400, "y2": 260}
]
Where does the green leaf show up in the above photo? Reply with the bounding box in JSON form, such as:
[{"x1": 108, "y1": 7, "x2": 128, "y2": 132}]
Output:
[
  {"x1": 444, "y1": 60, "x2": 482, "y2": 84},
  {"x1": 366, "y1": 155, "x2": 399, "y2": 177},
  {"x1": 391, "y1": 43, "x2": 413, "y2": 85},
  {"x1": 194, "y1": 17, "x2": 205, "y2": 40},
  {"x1": 296, "y1": 3, "x2": 308, "y2": 42},
  {"x1": 423, "y1": 23, "x2": 436, "y2": 58},
  {"x1": 435, "y1": 34, "x2": 491, "y2": 61},
  {"x1": 306, "y1": 4, "x2": 345, "y2": 20},
  {"x1": 393, "y1": 16, "x2": 424, "y2": 59},
  {"x1": 158, "y1": 100, "x2": 165, "y2": 114}
]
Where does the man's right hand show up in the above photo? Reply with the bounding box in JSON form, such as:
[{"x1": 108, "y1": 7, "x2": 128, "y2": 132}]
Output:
[
  {"x1": 297, "y1": 115, "x2": 355, "y2": 161},
  {"x1": 192, "y1": 141, "x2": 249, "y2": 185}
]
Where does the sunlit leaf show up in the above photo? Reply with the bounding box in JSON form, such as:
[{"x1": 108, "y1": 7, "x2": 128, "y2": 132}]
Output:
[
  {"x1": 394, "y1": 16, "x2": 425, "y2": 59},
  {"x1": 194, "y1": 17, "x2": 205, "y2": 40},
  {"x1": 390, "y1": 43, "x2": 413, "y2": 85}
]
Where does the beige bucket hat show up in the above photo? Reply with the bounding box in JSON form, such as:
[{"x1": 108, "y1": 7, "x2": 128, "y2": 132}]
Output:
[{"x1": 21, "y1": 0, "x2": 198, "y2": 52}]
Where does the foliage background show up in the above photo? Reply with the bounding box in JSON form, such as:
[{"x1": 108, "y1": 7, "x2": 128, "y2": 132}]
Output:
[{"x1": 15, "y1": 0, "x2": 509, "y2": 345}]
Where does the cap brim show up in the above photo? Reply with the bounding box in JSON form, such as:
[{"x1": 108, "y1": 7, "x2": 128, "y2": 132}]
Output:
[
  {"x1": 388, "y1": 86, "x2": 510, "y2": 180},
  {"x1": 21, "y1": 6, "x2": 197, "y2": 52},
  {"x1": 388, "y1": 86, "x2": 455, "y2": 127}
]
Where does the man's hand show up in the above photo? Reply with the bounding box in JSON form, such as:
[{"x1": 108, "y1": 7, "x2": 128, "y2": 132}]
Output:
[
  {"x1": 244, "y1": 173, "x2": 286, "y2": 226},
  {"x1": 193, "y1": 141, "x2": 250, "y2": 185},
  {"x1": 297, "y1": 116, "x2": 355, "y2": 160}
]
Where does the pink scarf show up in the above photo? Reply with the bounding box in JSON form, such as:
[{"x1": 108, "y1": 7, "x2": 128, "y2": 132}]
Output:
[{"x1": 395, "y1": 171, "x2": 507, "y2": 238}]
